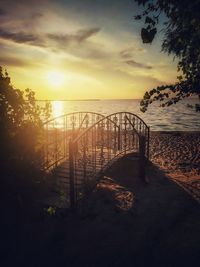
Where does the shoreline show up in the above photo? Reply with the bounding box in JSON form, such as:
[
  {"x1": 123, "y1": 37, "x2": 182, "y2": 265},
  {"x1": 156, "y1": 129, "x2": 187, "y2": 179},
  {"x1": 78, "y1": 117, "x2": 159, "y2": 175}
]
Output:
[{"x1": 151, "y1": 130, "x2": 200, "y2": 133}]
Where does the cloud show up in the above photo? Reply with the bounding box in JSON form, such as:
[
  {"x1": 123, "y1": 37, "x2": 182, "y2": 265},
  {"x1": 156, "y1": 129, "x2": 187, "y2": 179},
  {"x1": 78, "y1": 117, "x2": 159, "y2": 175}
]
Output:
[
  {"x1": 0, "y1": 8, "x2": 7, "y2": 16},
  {"x1": 47, "y1": 27, "x2": 101, "y2": 44},
  {"x1": 22, "y1": 12, "x2": 43, "y2": 29},
  {"x1": 0, "y1": 56, "x2": 34, "y2": 67},
  {"x1": 46, "y1": 27, "x2": 107, "y2": 60},
  {"x1": 126, "y1": 60, "x2": 152, "y2": 69},
  {"x1": 75, "y1": 28, "x2": 101, "y2": 42},
  {"x1": 0, "y1": 3, "x2": 107, "y2": 62},
  {"x1": 0, "y1": 28, "x2": 44, "y2": 45},
  {"x1": 120, "y1": 46, "x2": 145, "y2": 58},
  {"x1": 0, "y1": 26, "x2": 102, "y2": 56}
]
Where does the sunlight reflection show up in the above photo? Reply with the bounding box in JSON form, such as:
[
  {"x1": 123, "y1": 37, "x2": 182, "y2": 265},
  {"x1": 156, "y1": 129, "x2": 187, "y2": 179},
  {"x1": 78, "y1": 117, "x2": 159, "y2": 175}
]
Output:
[
  {"x1": 97, "y1": 177, "x2": 134, "y2": 211},
  {"x1": 51, "y1": 101, "x2": 64, "y2": 128},
  {"x1": 52, "y1": 101, "x2": 64, "y2": 118}
]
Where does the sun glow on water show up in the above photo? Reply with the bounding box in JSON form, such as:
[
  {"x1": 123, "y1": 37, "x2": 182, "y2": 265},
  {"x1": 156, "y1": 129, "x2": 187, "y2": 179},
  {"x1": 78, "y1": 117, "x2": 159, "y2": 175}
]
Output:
[{"x1": 52, "y1": 101, "x2": 64, "y2": 118}]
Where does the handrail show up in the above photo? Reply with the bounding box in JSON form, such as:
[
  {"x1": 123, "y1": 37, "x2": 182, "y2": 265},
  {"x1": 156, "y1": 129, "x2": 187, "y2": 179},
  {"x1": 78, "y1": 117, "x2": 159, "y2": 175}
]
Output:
[
  {"x1": 73, "y1": 115, "x2": 120, "y2": 143},
  {"x1": 73, "y1": 112, "x2": 148, "y2": 144},
  {"x1": 107, "y1": 111, "x2": 149, "y2": 128},
  {"x1": 42, "y1": 111, "x2": 150, "y2": 208},
  {"x1": 42, "y1": 112, "x2": 105, "y2": 170},
  {"x1": 68, "y1": 112, "x2": 150, "y2": 206},
  {"x1": 43, "y1": 111, "x2": 105, "y2": 125}
]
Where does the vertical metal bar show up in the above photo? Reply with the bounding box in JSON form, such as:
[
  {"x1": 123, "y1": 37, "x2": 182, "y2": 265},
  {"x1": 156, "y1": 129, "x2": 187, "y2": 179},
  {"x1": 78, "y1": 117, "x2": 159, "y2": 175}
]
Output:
[
  {"x1": 55, "y1": 123, "x2": 58, "y2": 167},
  {"x1": 147, "y1": 126, "x2": 150, "y2": 159},
  {"x1": 64, "y1": 116, "x2": 66, "y2": 159},
  {"x1": 139, "y1": 135, "x2": 146, "y2": 182},
  {"x1": 128, "y1": 114, "x2": 131, "y2": 150},
  {"x1": 67, "y1": 116, "x2": 69, "y2": 156},
  {"x1": 83, "y1": 135, "x2": 87, "y2": 188},
  {"x1": 106, "y1": 120, "x2": 109, "y2": 161},
  {"x1": 118, "y1": 125, "x2": 121, "y2": 151},
  {"x1": 94, "y1": 125, "x2": 97, "y2": 173},
  {"x1": 100, "y1": 121, "x2": 103, "y2": 167},
  {"x1": 113, "y1": 118, "x2": 116, "y2": 153},
  {"x1": 124, "y1": 114, "x2": 127, "y2": 154},
  {"x1": 79, "y1": 112, "x2": 81, "y2": 129},
  {"x1": 46, "y1": 123, "x2": 49, "y2": 169},
  {"x1": 69, "y1": 139, "x2": 75, "y2": 209},
  {"x1": 108, "y1": 120, "x2": 111, "y2": 160}
]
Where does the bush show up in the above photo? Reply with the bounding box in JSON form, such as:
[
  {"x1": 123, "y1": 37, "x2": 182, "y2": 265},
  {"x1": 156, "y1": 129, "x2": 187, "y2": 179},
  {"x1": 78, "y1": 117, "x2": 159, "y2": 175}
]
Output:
[{"x1": 0, "y1": 67, "x2": 51, "y2": 197}]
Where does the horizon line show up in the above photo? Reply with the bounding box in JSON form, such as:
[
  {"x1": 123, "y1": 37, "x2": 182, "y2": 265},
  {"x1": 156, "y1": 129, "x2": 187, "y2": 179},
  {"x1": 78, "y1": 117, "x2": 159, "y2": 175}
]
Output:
[{"x1": 36, "y1": 98, "x2": 142, "y2": 101}]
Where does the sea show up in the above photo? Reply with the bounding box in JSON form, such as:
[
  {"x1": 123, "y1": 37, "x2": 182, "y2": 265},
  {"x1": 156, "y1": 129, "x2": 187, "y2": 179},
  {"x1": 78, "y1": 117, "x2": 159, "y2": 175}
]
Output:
[{"x1": 39, "y1": 98, "x2": 200, "y2": 131}]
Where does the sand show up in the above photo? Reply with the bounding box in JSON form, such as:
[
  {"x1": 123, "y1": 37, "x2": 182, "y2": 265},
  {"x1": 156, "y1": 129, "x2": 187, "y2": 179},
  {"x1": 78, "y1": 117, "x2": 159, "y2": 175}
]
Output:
[
  {"x1": 150, "y1": 131, "x2": 200, "y2": 173},
  {"x1": 149, "y1": 131, "x2": 200, "y2": 202}
]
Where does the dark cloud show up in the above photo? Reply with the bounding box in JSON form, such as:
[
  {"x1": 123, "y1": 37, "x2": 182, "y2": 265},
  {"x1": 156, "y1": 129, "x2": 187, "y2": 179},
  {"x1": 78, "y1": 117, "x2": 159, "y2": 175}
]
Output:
[
  {"x1": 120, "y1": 47, "x2": 145, "y2": 58},
  {"x1": 126, "y1": 60, "x2": 152, "y2": 69},
  {"x1": 47, "y1": 27, "x2": 101, "y2": 44},
  {"x1": 31, "y1": 12, "x2": 43, "y2": 19},
  {"x1": 76, "y1": 28, "x2": 101, "y2": 41},
  {"x1": 0, "y1": 27, "x2": 100, "y2": 46},
  {"x1": 0, "y1": 26, "x2": 102, "y2": 60},
  {"x1": 0, "y1": 28, "x2": 46, "y2": 47},
  {"x1": 0, "y1": 26, "x2": 104, "y2": 61},
  {"x1": 0, "y1": 56, "x2": 33, "y2": 67},
  {"x1": 0, "y1": 8, "x2": 7, "y2": 16},
  {"x1": 0, "y1": 28, "x2": 38, "y2": 43},
  {"x1": 120, "y1": 50, "x2": 132, "y2": 59},
  {"x1": 23, "y1": 12, "x2": 43, "y2": 28}
]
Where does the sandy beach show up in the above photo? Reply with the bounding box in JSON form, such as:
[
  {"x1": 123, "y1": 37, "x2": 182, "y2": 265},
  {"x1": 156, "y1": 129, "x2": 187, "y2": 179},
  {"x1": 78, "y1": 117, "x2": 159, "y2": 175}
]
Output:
[
  {"x1": 149, "y1": 131, "x2": 200, "y2": 203},
  {"x1": 150, "y1": 131, "x2": 200, "y2": 173}
]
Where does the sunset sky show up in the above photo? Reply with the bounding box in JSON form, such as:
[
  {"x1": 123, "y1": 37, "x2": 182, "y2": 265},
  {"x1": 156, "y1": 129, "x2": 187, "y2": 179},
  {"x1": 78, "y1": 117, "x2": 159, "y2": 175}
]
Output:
[{"x1": 0, "y1": 0, "x2": 177, "y2": 100}]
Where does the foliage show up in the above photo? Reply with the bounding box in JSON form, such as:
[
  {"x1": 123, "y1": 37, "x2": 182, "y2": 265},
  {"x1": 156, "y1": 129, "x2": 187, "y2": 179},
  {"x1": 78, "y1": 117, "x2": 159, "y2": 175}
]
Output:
[
  {"x1": 0, "y1": 66, "x2": 51, "y2": 182},
  {"x1": 44, "y1": 206, "x2": 56, "y2": 216},
  {"x1": 134, "y1": 0, "x2": 200, "y2": 112}
]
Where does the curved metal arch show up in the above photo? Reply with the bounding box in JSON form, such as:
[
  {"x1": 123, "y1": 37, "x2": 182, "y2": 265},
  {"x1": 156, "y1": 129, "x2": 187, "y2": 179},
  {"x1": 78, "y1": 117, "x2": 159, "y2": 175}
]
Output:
[
  {"x1": 43, "y1": 111, "x2": 105, "y2": 125},
  {"x1": 68, "y1": 112, "x2": 149, "y2": 207},
  {"x1": 42, "y1": 111, "x2": 106, "y2": 170},
  {"x1": 71, "y1": 112, "x2": 143, "y2": 162},
  {"x1": 73, "y1": 111, "x2": 148, "y2": 144},
  {"x1": 43, "y1": 111, "x2": 150, "y2": 208},
  {"x1": 106, "y1": 111, "x2": 149, "y2": 128},
  {"x1": 73, "y1": 115, "x2": 120, "y2": 143}
]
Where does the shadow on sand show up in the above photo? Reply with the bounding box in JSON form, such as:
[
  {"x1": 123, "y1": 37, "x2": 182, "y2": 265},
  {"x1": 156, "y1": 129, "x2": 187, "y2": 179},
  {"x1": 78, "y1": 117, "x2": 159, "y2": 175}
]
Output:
[
  {"x1": 68, "y1": 156, "x2": 200, "y2": 267},
  {"x1": 1, "y1": 156, "x2": 200, "y2": 267}
]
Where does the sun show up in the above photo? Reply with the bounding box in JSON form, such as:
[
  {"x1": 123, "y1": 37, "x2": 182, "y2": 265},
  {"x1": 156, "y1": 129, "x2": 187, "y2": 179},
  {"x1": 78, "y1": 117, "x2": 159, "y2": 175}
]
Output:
[{"x1": 47, "y1": 71, "x2": 65, "y2": 87}]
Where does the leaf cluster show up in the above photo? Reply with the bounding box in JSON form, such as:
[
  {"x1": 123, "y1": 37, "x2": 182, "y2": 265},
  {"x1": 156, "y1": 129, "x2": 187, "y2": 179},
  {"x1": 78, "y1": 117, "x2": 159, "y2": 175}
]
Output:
[
  {"x1": 134, "y1": 0, "x2": 200, "y2": 111},
  {"x1": 0, "y1": 67, "x2": 51, "y2": 177}
]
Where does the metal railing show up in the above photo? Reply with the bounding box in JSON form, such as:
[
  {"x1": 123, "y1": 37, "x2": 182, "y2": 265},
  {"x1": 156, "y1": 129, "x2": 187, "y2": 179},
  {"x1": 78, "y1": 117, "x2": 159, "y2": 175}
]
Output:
[
  {"x1": 69, "y1": 112, "x2": 150, "y2": 208},
  {"x1": 42, "y1": 112, "x2": 105, "y2": 170}
]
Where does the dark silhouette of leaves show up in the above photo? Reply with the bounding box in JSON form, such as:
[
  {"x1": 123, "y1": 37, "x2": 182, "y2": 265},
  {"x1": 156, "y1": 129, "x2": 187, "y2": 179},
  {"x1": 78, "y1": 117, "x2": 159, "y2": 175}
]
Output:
[
  {"x1": 134, "y1": 0, "x2": 200, "y2": 111},
  {"x1": 141, "y1": 28, "x2": 157, "y2": 43},
  {"x1": 0, "y1": 67, "x2": 51, "y2": 176}
]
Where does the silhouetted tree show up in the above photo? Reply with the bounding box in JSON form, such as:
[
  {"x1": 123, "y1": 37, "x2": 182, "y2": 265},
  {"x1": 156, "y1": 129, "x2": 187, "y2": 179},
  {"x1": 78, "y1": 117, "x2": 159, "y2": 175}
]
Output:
[
  {"x1": 0, "y1": 67, "x2": 51, "y2": 182},
  {"x1": 134, "y1": 0, "x2": 200, "y2": 112}
]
